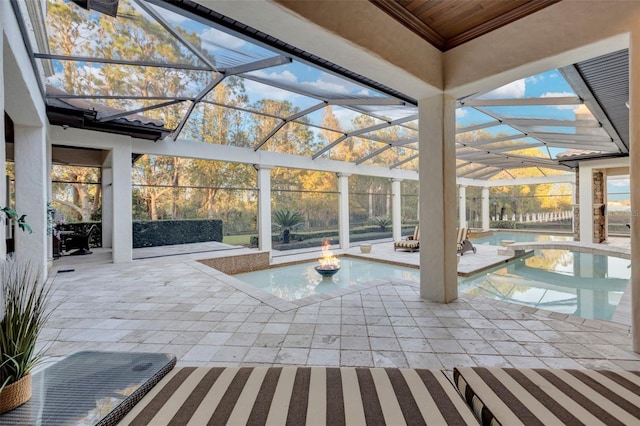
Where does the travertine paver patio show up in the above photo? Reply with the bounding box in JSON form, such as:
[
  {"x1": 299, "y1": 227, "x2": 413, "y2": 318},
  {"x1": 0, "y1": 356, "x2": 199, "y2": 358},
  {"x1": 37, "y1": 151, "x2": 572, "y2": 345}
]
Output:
[{"x1": 39, "y1": 240, "x2": 639, "y2": 372}]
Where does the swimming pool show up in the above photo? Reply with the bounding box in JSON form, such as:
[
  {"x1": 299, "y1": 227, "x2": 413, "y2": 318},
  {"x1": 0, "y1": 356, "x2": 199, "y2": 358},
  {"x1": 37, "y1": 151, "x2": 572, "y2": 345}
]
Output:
[
  {"x1": 458, "y1": 249, "x2": 630, "y2": 320},
  {"x1": 472, "y1": 231, "x2": 573, "y2": 246},
  {"x1": 234, "y1": 257, "x2": 419, "y2": 302}
]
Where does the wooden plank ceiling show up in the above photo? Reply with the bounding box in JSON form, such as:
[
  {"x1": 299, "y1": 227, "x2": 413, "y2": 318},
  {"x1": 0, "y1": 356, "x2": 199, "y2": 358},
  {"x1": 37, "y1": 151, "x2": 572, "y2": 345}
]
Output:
[{"x1": 370, "y1": 0, "x2": 560, "y2": 51}]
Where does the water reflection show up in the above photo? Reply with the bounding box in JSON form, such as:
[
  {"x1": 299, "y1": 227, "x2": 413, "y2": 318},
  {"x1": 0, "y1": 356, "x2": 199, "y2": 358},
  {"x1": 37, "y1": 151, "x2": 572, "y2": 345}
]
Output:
[
  {"x1": 235, "y1": 258, "x2": 419, "y2": 302},
  {"x1": 459, "y1": 249, "x2": 630, "y2": 320},
  {"x1": 473, "y1": 232, "x2": 573, "y2": 246}
]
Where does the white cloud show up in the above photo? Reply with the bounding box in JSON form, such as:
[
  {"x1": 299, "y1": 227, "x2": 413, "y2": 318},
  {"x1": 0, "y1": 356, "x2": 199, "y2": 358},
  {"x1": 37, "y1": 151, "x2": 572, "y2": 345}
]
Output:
[
  {"x1": 541, "y1": 91, "x2": 575, "y2": 98},
  {"x1": 482, "y1": 79, "x2": 525, "y2": 99},
  {"x1": 549, "y1": 72, "x2": 559, "y2": 78},
  {"x1": 541, "y1": 92, "x2": 580, "y2": 110},
  {"x1": 609, "y1": 178, "x2": 630, "y2": 187},
  {"x1": 525, "y1": 75, "x2": 541, "y2": 84},
  {"x1": 456, "y1": 108, "x2": 468, "y2": 119},
  {"x1": 201, "y1": 28, "x2": 246, "y2": 52},
  {"x1": 250, "y1": 69, "x2": 298, "y2": 84}
]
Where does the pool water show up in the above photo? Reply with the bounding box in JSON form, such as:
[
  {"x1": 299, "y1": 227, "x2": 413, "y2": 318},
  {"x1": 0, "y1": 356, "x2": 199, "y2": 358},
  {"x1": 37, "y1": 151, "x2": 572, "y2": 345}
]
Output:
[
  {"x1": 458, "y1": 249, "x2": 631, "y2": 320},
  {"x1": 472, "y1": 231, "x2": 573, "y2": 246},
  {"x1": 234, "y1": 257, "x2": 419, "y2": 302}
]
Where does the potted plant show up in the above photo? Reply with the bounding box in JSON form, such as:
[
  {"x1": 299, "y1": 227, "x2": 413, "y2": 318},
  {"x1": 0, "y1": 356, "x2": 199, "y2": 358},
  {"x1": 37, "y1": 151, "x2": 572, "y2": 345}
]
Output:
[{"x1": 0, "y1": 258, "x2": 52, "y2": 413}]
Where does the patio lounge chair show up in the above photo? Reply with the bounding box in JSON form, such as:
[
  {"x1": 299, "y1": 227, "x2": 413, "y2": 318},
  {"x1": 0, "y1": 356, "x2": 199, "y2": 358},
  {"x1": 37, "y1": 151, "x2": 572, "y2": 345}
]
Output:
[
  {"x1": 393, "y1": 225, "x2": 420, "y2": 252},
  {"x1": 457, "y1": 227, "x2": 476, "y2": 255},
  {"x1": 63, "y1": 224, "x2": 98, "y2": 256}
]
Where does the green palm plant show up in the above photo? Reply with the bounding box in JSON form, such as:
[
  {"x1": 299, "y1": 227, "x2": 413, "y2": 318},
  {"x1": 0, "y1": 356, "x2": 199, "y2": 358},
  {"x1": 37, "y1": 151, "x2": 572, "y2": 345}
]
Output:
[
  {"x1": 372, "y1": 216, "x2": 392, "y2": 232},
  {"x1": 0, "y1": 259, "x2": 52, "y2": 392},
  {"x1": 273, "y1": 209, "x2": 305, "y2": 243}
]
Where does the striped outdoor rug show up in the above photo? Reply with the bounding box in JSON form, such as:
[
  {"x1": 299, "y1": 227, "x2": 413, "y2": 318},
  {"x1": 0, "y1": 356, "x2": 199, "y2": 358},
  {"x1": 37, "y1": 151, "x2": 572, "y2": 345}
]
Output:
[
  {"x1": 118, "y1": 366, "x2": 479, "y2": 425},
  {"x1": 454, "y1": 366, "x2": 640, "y2": 426}
]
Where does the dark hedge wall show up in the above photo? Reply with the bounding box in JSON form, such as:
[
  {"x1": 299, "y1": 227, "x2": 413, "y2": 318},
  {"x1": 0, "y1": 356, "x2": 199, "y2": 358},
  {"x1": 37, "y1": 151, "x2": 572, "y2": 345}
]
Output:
[{"x1": 133, "y1": 219, "x2": 223, "y2": 248}]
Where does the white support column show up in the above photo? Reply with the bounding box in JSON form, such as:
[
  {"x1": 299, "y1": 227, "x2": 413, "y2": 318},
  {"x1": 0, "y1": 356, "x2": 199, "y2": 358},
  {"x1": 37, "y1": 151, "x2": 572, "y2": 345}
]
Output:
[
  {"x1": 256, "y1": 165, "x2": 272, "y2": 255},
  {"x1": 0, "y1": 29, "x2": 5, "y2": 259},
  {"x1": 579, "y1": 166, "x2": 594, "y2": 243},
  {"x1": 391, "y1": 178, "x2": 402, "y2": 241},
  {"x1": 14, "y1": 126, "x2": 47, "y2": 278},
  {"x1": 570, "y1": 182, "x2": 576, "y2": 236},
  {"x1": 481, "y1": 186, "x2": 490, "y2": 231},
  {"x1": 46, "y1": 140, "x2": 52, "y2": 260},
  {"x1": 111, "y1": 143, "x2": 132, "y2": 262},
  {"x1": 630, "y1": 29, "x2": 640, "y2": 352},
  {"x1": 337, "y1": 173, "x2": 350, "y2": 249},
  {"x1": 101, "y1": 158, "x2": 114, "y2": 249},
  {"x1": 419, "y1": 94, "x2": 458, "y2": 302},
  {"x1": 458, "y1": 185, "x2": 467, "y2": 228}
]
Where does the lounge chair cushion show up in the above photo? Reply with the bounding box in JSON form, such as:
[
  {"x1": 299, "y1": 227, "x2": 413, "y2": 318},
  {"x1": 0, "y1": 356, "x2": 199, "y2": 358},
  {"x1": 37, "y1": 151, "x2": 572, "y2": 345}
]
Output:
[
  {"x1": 120, "y1": 366, "x2": 479, "y2": 425},
  {"x1": 454, "y1": 366, "x2": 640, "y2": 426},
  {"x1": 395, "y1": 239, "x2": 420, "y2": 250}
]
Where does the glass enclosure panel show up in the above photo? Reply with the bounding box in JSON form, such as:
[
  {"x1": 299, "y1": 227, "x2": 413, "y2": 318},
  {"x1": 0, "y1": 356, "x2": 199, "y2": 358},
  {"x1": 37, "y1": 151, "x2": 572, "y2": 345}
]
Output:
[
  {"x1": 206, "y1": 76, "x2": 322, "y2": 117},
  {"x1": 329, "y1": 137, "x2": 386, "y2": 162},
  {"x1": 395, "y1": 156, "x2": 419, "y2": 171},
  {"x1": 401, "y1": 180, "x2": 419, "y2": 234},
  {"x1": 181, "y1": 102, "x2": 278, "y2": 146},
  {"x1": 466, "y1": 137, "x2": 542, "y2": 151},
  {"x1": 358, "y1": 125, "x2": 418, "y2": 143},
  {"x1": 607, "y1": 176, "x2": 631, "y2": 235},
  {"x1": 301, "y1": 106, "x2": 386, "y2": 134},
  {"x1": 456, "y1": 107, "x2": 498, "y2": 127},
  {"x1": 360, "y1": 146, "x2": 417, "y2": 168},
  {"x1": 148, "y1": 2, "x2": 277, "y2": 69},
  {"x1": 42, "y1": 59, "x2": 213, "y2": 98},
  {"x1": 489, "y1": 182, "x2": 573, "y2": 230},
  {"x1": 475, "y1": 70, "x2": 576, "y2": 99},
  {"x1": 244, "y1": 61, "x2": 390, "y2": 99},
  {"x1": 499, "y1": 147, "x2": 551, "y2": 159},
  {"x1": 457, "y1": 124, "x2": 523, "y2": 142},
  {"x1": 51, "y1": 165, "x2": 102, "y2": 223},
  {"x1": 480, "y1": 105, "x2": 592, "y2": 121},
  {"x1": 131, "y1": 157, "x2": 257, "y2": 243},
  {"x1": 349, "y1": 176, "x2": 391, "y2": 242},
  {"x1": 261, "y1": 122, "x2": 322, "y2": 155},
  {"x1": 352, "y1": 105, "x2": 419, "y2": 121},
  {"x1": 271, "y1": 169, "x2": 338, "y2": 248},
  {"x1": 45, "y1": 0, "x2": 206, "y2": 67}
]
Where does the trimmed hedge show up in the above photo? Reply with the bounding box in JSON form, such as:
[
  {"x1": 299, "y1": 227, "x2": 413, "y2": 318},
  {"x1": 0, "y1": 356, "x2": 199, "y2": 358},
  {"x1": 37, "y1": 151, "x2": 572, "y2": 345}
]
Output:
[
  {"x1": 133, "y1": 219, "x2": 223, "y2": 248},
  {"x1": 490, "y1": 220, "x2": 572, "y2": 231},
  {"x1": 273, "y1": 231, "x2": 394, "y2": 251}
]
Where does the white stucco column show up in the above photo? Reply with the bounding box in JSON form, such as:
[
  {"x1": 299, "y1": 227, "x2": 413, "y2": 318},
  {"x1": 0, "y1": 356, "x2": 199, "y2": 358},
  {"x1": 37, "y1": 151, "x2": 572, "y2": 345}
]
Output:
[
  {"x1": 14, "y1": 125, "x2": 47, "y2": 278},
  {"x1": 481, "y1": 186, "x2": 490, "y2": 231},
  {"x1": 419, "y1": 94, "x2": 458, "y2": 302},
  {"x1": 101, "y1": 160, "x2": 113, "y2": 249},
  {"x1": 337, "y1": 173, "x2": 350, "y2": 249},
  {"x1": 111, "y1": 144, "x2": 132, "y2": 262},
  {"x1": 391, "y1": 178, "x2": 402, "y2": 241},
  {"x1": 46, "y1": 140, "x2": 52, "y2": 259},
  {"x1": 630, "y1": 29, "x2": 640, "y2": 352},
  {"x1": 579, "y1": 166, "x2": 594, "y2": 243},
  {"x1": 256, "y1": 165, "x2": 272, "y2": 255},
  {"x1": 458, "y1": 185, "x2": 467, "y2": 228},
  {"x1": 0, "y1": 28, "x2": 5, "y2": 259}
]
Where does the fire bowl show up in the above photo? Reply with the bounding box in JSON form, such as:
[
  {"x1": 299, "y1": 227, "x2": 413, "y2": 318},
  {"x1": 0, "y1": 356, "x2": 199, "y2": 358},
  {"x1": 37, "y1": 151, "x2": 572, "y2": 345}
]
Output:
[{"x1": 315, "y1": 265, "x2": 340, "y2": 278}]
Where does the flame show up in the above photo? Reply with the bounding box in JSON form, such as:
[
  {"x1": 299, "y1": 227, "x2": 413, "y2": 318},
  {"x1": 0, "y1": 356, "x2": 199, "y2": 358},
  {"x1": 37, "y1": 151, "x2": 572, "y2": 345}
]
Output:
[{"x1": 318, "y1": 241, "x2": 340, "y2": 269}]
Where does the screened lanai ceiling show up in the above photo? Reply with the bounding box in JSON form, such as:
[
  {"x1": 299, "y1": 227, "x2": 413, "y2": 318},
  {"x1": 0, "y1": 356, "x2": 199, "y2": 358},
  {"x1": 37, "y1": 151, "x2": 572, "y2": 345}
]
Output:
[{"x1": 14, "y1": 0, "x2": 629, "y2": 180}]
